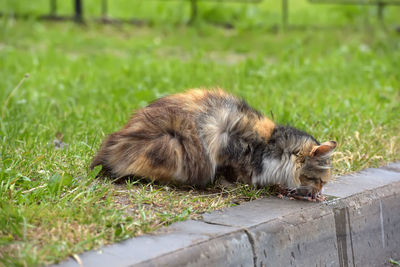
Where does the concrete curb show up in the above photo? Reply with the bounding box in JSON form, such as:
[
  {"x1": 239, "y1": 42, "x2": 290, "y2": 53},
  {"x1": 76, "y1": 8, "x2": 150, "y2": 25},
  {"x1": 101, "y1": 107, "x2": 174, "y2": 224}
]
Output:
[{"x1": 55, "y1": 162, "x2": 400, "y2": 267}]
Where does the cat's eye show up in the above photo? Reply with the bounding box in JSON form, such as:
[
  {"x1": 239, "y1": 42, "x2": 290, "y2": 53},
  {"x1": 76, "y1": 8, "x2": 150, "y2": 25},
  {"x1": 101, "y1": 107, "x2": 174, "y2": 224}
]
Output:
[{"x1": 308, "y1": 177, "x2": 323, "y2": 184}]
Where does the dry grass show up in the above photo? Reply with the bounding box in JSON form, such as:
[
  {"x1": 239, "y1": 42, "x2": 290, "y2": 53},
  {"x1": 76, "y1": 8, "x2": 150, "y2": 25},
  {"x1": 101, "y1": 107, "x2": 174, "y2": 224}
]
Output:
[{"x1": 332, "y1": 125, "x2": 400, "y2": 176}]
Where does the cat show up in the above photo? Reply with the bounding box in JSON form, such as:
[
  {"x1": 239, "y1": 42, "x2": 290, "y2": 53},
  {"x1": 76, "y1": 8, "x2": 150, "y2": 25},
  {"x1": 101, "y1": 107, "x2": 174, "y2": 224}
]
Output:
[{"x1": 90, "y1": 89, "x2": 336, "y2": 197}]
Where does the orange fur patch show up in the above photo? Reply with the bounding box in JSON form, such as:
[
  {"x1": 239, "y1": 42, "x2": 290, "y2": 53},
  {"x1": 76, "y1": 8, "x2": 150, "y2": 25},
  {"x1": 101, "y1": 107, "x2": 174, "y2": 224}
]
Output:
[
  {"x1": 126, "y1": 154, "x2": 173, "y2": 181},
  {"x1": 254, "y1": 117, "x2": 275, "y2": 140}
]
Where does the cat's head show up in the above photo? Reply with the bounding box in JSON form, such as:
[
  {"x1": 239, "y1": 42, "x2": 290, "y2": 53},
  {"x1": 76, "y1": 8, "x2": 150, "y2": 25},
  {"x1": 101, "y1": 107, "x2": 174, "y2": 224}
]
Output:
[{"x1": 294, "y1": 141, "x2": 337, "y2": 196}]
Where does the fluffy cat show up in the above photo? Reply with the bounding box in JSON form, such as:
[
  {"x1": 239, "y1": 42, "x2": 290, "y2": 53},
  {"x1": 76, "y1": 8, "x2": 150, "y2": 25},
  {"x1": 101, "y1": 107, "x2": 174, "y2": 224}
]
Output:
[{"x1": 91, "y1": 89, "x2": 336, "y2": 197}]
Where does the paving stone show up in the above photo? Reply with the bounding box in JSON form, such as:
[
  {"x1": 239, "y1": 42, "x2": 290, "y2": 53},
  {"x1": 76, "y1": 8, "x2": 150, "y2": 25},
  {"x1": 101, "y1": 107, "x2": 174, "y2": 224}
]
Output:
[
  {"x1": 248, "y1": 206, "x2": 338, "y2": 267},
  {"x1": 382, "y1": 161, "x2": 400, "y2": 173},
  {"x1": 202, "y1": 197, "x2": 315, "y2": 228},
  {"x1": 54, "y1": 220, "x2": 248, "y2": 267},
  {"x1": 334, "y1": 182, "x2": 400, "y2": 266},
  {"x1": 143, "y1": 231, "x2": 253, "y2": 267},
  {"x1": 245, "y1": 181, "x2": 400, "y2": 267},
  {"x1": 324, "y1": 164, "x2": 400, "y2": 198}
]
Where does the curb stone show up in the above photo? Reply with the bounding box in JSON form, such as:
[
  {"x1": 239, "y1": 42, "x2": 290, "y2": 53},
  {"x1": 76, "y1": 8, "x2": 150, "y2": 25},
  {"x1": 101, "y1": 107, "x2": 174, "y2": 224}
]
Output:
[{"x1": 54, "y1": 162, "x2": 400, "y2": 267}]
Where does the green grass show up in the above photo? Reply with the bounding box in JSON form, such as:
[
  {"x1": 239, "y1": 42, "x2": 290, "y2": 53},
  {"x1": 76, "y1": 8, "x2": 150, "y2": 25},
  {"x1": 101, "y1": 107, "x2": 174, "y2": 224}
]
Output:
[
  {"x1": 390, "y1": 258, "x2": 400, "y2": 266},
  {"x1": 1, "y1": 0, "x2": 400, "y2": 266}
]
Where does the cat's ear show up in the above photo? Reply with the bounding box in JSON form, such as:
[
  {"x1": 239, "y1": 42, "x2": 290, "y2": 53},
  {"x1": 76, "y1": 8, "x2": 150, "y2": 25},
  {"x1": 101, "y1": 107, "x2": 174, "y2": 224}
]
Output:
[{"x1": 310, "y1": 141, "x2": 337, "y2": 157}]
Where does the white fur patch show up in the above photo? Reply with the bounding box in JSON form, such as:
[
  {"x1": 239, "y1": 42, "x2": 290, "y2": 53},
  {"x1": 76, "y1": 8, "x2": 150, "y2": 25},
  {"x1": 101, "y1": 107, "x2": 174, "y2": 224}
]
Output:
[
  {"x1": 173, "y1": 156, "x2": 187, "y2": 183},
  {"x1": 252, "y1": 156, "x2": 298, "y2": 187},
  {"x1": 199, "y1": 107, "x2": 240, "y2": 182}
]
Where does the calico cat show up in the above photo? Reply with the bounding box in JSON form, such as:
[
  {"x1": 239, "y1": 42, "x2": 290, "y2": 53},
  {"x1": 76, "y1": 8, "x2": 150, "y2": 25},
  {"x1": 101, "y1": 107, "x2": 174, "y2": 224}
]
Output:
[{"x1": 91, "y1": 89, "x2": 336, "y2": 197}]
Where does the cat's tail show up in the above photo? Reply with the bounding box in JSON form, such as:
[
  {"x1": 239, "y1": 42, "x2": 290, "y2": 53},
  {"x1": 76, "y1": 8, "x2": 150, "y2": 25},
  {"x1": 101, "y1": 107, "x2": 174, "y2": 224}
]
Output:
[
  {"x1": 90, "y1": 132, "x2": 121, "y2": 178},
  {"x1": 90, "y1": 106, "x2": 214, "y2": 186},
  {"x1": 89, "y1": 120, "x2": 182, "y2": 181}
]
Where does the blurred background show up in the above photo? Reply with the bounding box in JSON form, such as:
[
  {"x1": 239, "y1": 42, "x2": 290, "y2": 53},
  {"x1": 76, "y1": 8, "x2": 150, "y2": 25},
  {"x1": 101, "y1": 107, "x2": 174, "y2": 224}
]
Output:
[{"x1": 1, "y1": 0, "x2": 399, "y2": 28}]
